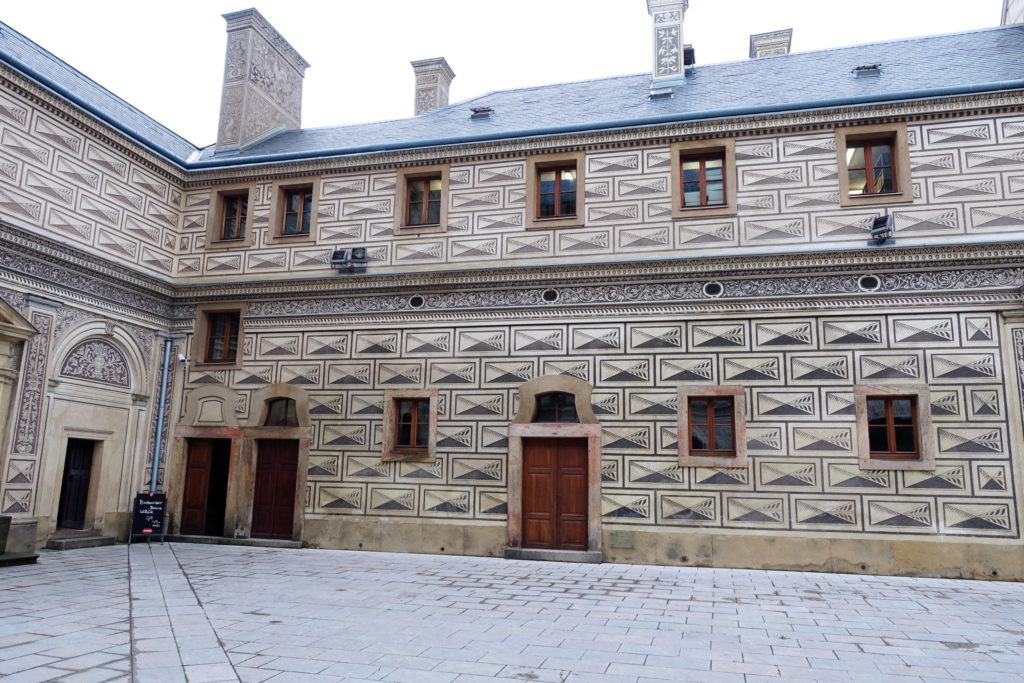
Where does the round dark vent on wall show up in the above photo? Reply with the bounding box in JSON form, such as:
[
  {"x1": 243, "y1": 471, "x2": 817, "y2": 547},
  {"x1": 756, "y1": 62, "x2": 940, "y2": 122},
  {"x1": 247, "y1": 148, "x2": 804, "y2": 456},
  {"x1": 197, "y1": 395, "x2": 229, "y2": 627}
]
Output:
[
  {"x1": 542, "y1": 289, "x2": 559, "y2": 303},
  {"x1": 702, "y1": 281, "x2": 724, "y2": 298},
  {"x1": 858, "y1": 274, "x2": 882, "y2": 292},
  {"x1": 409, "y1": 295, "x2": 425, "y2": 308}
]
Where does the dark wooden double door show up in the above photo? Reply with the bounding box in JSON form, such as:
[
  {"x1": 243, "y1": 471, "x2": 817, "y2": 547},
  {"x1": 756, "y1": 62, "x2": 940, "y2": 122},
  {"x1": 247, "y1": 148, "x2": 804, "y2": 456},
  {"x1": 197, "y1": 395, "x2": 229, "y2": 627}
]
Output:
[
  {"x1": 523, "y1": 437, "x2": 588, "y2": 550},
  {"x1": 182, "y1": 439, "x2": 297, "y2": 540}
]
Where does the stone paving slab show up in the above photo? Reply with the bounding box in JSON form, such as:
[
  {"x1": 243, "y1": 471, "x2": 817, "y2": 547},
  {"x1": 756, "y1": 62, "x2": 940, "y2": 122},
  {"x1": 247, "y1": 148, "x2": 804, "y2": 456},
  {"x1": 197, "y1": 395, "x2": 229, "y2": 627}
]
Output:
[{"x1": 0, "y1": 543, "x2": 1023, "y2": 681}]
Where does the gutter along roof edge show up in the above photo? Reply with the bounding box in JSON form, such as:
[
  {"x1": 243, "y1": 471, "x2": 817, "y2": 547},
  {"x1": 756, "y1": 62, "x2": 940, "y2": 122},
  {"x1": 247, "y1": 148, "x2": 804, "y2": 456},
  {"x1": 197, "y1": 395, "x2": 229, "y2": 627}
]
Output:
[{"x1": 2, "y1": 44, "x2": 1023, "y2": 172}]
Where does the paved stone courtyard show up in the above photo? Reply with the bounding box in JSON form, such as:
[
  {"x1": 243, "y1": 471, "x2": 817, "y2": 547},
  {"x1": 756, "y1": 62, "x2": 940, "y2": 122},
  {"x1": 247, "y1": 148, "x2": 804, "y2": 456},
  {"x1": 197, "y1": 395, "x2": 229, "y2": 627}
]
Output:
[{"x1": 0, "y1": 544, "x2": 1022, "y2": 682}]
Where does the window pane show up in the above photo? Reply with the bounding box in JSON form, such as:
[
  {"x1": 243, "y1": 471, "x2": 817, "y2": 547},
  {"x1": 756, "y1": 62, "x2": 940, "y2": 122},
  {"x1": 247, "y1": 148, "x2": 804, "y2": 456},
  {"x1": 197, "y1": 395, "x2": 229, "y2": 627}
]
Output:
[
  {"x1": 209, "y1": 316, "x2": 227, "y2": 336},
  {"x1": 534, "y1": 394, "x2": 556, "y2": 422},
  {"x1": 397, "y1": 423, "x2": 412, "y2": 446},
  {"x1": 398, "y1": 400, "x2": 412, "y2": 422},
  {"x1": 417, "y1": 399, "x2": 429, "y2": 421},
  {"x1": 427, "y1": 201, "x2": 441, "y2": 224},
  {"x1": 409, "y1": 181, "x2": 425, "y2": 202},
  {"x1": 287, "y1": 192, "x2": 299, "y2": 212},
  {"x1": 682, "y1": 159, "x2": 700, "y2": 177},
  {"x1": 683, "y1": 182, "x2": 701, "y2": 206},
  {"x1": 690, "y1": 425, "x2": 708, "y2": 450},
  {"x1": 847, "y1": 146, "x2": 865, "y2": 168},
  {"x1": 560, "y1": 174, "x2": 576, "y2": 192},
  {"x1": 560, "y1": 193, "x2": 576, "y2": 216},
  {"x1": 539, "y1": 193, "x2": 555, "y2": 217},
  {"x1": 713, "y1": 399, "x2": 732, "y2": 423},
  {"x1": 689, "y1": 399, "x2": 707, "y2": 423},
  {"x1": 868, "y1": 426, "x2": 889, "y2": 452},
  {"x1": 558, "y1": 396, "x2": 579, "y2": 423},
  {"x1": 714, "y1": 425, "x2": 733, "y2": 451},
  {"x1": 407, "y1": 201, "x2": 424, "y2": 224},
  {"x1": 892, "y1": 399, "x2": 913, "y2": 425},
  {"x1": 894, "y1": 427, "x2": 916, "y2": 453},
  {"x1": 284, "y1": 212, "x2": 297, "y2": 233},
  {"x1": 539, "y1": 170, "x2": 555, "y2": 189},
  {"x1": 867, "y1": 399, "x2": 886, "y2": 425},
  {"x1": 848, "y1": 169, "x2": 867, "y2": 195},
  {"x1": 873, "y1": 167, "x2": 894, "y2": 193},
  {"x1": 705, "y1": 181, "x2": 724, "y2": 205},
  {"x1": 705, "y1": 157, "x2": 723, "y2": 179},
  {"x1": 872, "y1": 144, "x2": 892, "y2": 167},
  {"x1": 208, "y1": 337, "x2": 224, "y2": 359},
  {"x1": 416, "y1": 424, "x2": 429, "y2": 447},
  {"x1": 300, "y1": 210, "x2": 311, "y2": 234},
  {"x1": 302, "y1": 191, "x2": 312, "y2": 212},
  {"x1": 428, "y1": 178, "x2": 442, "y2": 195},
  {"x1": 226, "y1": 333, "x2": 237, "y2": 359}
]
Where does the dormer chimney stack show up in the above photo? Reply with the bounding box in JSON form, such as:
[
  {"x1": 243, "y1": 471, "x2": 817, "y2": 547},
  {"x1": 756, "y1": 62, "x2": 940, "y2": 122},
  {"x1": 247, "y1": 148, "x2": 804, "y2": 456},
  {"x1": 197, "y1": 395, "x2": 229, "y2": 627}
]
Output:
[
  {"x1": 216, "y1": 8, "x2": 309, "y2": 152},
  {"x1": 646, "y1": 0, "x2": 688, "y2": 97},
  {"x1": 411, "y1": 57, "x2": 456, "y2": 115},
  {"x1": 749, "y1": 29, "x2": 793, "y2": 58}
]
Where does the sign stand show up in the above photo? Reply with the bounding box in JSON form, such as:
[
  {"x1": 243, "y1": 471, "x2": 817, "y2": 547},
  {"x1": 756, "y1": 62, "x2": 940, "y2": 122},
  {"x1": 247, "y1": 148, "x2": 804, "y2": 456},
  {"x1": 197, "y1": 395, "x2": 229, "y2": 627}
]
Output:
[{"x1": 129, "y1": 491, "x2": 166, "y2": 544}]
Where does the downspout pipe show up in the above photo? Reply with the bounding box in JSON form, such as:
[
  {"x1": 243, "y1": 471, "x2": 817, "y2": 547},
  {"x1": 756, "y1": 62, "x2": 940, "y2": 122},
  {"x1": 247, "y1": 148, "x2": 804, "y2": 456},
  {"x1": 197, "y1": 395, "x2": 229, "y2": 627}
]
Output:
[{"x1": 150, "y1": 338, "x2": 173, "y2": 493}]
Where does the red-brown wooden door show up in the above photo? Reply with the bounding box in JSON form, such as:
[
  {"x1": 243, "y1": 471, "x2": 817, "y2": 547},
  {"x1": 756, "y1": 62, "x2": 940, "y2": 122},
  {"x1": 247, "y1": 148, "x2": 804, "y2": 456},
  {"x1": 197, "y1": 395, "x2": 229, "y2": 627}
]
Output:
[
  {"x1": 523, "y1": 437, "x2": 588, "y2": 550},
  {"x1": 181, "y1": 439, "x2": 212, "y2": 535},
  {"x1": 252, "y1": 440, "x2": 298, "y2": 540}
]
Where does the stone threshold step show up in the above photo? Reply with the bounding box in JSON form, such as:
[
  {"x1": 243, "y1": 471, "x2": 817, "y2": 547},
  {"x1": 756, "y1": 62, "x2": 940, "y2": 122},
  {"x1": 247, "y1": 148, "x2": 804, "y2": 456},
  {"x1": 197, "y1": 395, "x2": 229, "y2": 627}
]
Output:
[
  {"x1": 166, "y1": 534, "x2": 302, "y2": 549},
  {"x1": 45, "y1": 536, "x2": 115, "y2": 551},
  {"x1": 504, "y1": 547, "x2": 603, "y2": 563},
  {"x1": 0, "y1": 552, "x2": 38, "y2": 567}
]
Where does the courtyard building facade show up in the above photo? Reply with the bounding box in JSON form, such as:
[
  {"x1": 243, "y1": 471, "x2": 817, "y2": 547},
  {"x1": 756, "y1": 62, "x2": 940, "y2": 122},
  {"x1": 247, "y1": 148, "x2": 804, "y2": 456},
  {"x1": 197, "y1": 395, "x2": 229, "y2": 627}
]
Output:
[{"x1": 0, "y1": 1, "x2": 1022, "y2": 579}]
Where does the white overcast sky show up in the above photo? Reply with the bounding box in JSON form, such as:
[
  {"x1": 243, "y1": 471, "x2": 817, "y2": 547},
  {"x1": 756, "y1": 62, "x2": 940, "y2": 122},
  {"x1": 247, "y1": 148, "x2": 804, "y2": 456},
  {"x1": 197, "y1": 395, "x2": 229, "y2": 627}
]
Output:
[{"x1": 2, "y1": 0, "x2": 1006, "y2": 147}]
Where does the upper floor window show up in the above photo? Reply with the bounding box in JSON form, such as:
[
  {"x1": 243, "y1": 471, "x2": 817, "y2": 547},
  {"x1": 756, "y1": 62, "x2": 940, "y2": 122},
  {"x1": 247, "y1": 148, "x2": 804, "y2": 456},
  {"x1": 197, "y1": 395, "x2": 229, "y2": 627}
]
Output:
[
  {"x1": 205, "y1": 311, "x2": 240, "y2": 363},
  {"x1": 687, "y1": 396, "x2": 735, "y2": 457},
  {"x1": 406, "y1": 176, "x2": 442, "y2": 226},
  {"x1": 865, "y1": 395, "x2": 918, "y2": 459},
  {"x1": 220, "y1": 193, "x2": 248, "y2": 241},
  {"x1": 846, "y1": 139, "x2": 895, "y2": 196},
  {"x1": 532, "y1": 392, "x2": 579, "y2": 423},
  {"x1": 395, "y1": 397, "x2": 429, "y2": 451},
  {"x1": 681, "y1": 153, "x2": 726, "y2": 208},
  {"x1": 537, "y1": 165, "x2": 577, "y2": 219},
  {"x1": 282, "y1": 187, "x2": 313, "y2": 236}
]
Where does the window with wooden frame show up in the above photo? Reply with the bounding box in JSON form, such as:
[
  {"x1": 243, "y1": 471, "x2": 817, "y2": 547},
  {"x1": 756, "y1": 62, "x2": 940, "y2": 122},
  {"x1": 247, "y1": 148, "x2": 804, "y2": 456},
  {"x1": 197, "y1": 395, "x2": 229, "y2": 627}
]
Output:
[
  {"x1": 281, "y1": 187, "x2": 313, "y2": 236},
  {"x1": 406, "y1": 176, "x2": 443, "y2": 226},
  {"x1": 204, "y1": 311, "x2": 240, "y2": 363},
  {"x1": 204, "y1": 185, "x2": 255, "y2": 249},
  {"x1": 853, "y1": 384, "x2": 934, "y2": 471},
  {"x1": 532, "y1": 392, "x2": 580, "y2": 423},
  {"x1": 267, "y1": 178, "x2": 319, "y2": 245},
  {"x1": 220, "y1": 192, "x2": 248, "y2": 241},
  {"x1": 680, "y1": 152, "x2": 726, "y2": 208},
  {"x1": 836, "y1": 123, "x2": 912, "y2": 207},
  {"x1": 382, "y1": 389, "x2": 438, "y2": 462},
  {"x1": 677, "y1": 385, "x2": 746, "y2": 468},
  {"x1": 394, "y1": 164, "x2": 449, "y2": 234},
  {"x1": 670, "y1": 139, "x2": 737, "y2": 219},
  {"x1": 525, "y1": 151, "x2": 586, "y2": 230}
]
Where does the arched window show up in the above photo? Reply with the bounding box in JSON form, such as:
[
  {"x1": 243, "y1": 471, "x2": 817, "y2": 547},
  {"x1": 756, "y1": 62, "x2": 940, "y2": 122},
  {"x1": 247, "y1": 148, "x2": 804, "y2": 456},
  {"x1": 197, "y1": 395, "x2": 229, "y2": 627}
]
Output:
[
  {"x1": 264, "y1": 398, "x2": 298, "y2": 427},
  {"x1": 532, "y1": 392, "x2": 579, "y2": 423}
]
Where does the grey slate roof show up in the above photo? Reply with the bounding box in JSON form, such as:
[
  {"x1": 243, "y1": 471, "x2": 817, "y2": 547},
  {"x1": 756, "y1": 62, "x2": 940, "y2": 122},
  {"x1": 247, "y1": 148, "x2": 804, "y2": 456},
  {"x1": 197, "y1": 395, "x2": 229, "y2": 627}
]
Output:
[
  {"x1": 0, "y1": 21, "x2": 199, "y2": 161},
  {"x1": 1, "y1": 19, "x2": 1022, "y2": 169}
]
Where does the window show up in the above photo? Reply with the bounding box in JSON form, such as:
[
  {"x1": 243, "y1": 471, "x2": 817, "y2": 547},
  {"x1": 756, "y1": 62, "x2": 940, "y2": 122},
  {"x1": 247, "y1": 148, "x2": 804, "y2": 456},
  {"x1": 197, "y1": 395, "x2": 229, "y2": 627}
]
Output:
[
  {"x1": 525, "y1": 151, "x2": 586, "y2": 229},
  {"x1": 382, "y1": 389, "x2": 438, "y2": 462},
  {"x1": 191, "y1": 303, "x2": 246, "y2": 369},
  {"x1": 677, "y1": 385, "x2": 746, "y2": 467},
  {"x1": 264, "y1": 398, "x2": 298, "y2": 427},
  {"x1": 220, "y1": 193, "x2": 248, "y2": 240},
  {"x1": 532, "y1": 392, "x2": 579, "y2": 423},
  {"x1": 394, "y1": 164, "x2": 449, "y2": 234},
  {"x1": 282, "y1": 187, "x2": 312, "y2": 236},
  {"x1": 205, "y1": 184, "x2": 255, "y2": 249},
  {"x1": 687, "y1": 396, "x2": 735, "y2": 457},
  {"x1": 406, "y1": 176, "x2": 442, "y2": 226},
  {"x1": 670, "y1": 139, "x2": 737, "y2": 219},
  {"x1": 537, "y1": 165, "x2": 577, "y2": 219},
  {"x1": 836, "y1": 123, "x2": 912, "y2": 207},
  {"x1": 204, "y1": 312, "x2": 239, "y2": 363},
  {"x1": 681, "y1": 153, "x2": 725, "y2": 208},
  {"x1": 854, "y1": 384, "x2": 933, "y2": 471},
  {"x1": 267, "y1": 178, "x2": 319, "y2": 244}
]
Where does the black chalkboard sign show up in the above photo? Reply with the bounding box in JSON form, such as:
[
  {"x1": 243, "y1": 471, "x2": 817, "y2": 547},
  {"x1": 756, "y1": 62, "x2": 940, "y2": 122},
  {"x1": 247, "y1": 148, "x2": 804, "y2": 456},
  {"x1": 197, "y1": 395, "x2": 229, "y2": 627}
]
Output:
[{"x1": 129, "y1": 492, "x2": 166, "y2": 544}]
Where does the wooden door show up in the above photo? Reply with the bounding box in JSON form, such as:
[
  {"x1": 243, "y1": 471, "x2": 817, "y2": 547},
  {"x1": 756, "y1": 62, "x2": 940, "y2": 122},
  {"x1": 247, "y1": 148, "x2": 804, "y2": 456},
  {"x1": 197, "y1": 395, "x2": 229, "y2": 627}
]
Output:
[
  {"x1": 523, "y1": 437, "x2": 588, "y2": 550},
  {"x1": 57, "y1": 439, "x2": 93, "y2": 529},
  {"x1": 251, "y1": 439, "x2": 298, "y2": 540},
  {"x1": 181, "y1": 439, "x2": 212, "y2": 535}
]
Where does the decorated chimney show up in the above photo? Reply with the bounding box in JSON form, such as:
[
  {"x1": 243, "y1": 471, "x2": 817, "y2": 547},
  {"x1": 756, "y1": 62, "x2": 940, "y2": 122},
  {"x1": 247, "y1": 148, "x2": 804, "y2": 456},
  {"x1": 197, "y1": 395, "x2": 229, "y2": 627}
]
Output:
[
  {"x1": 216, "y1": 8, "x2": 310, "y2": 151},
  {"x1": 411, "y1": 58, "x2": 456, "y2": 115},
  {"x1": 749, "y1": 29, "x2": 793, "y2": 58},
  {"x1": 646, "y1": 0, "x2": 688, "y2": 96}
]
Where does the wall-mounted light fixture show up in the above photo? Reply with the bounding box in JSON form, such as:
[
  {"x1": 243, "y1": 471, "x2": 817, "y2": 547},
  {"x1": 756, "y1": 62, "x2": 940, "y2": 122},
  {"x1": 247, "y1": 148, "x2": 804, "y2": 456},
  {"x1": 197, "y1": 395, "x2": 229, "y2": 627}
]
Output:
[
  {"x1": 330, "y1": 247, "x2": 368, "y2": 274},
  {"x1": 869, "y1": 213, "x2": 894, "y2": 246}
]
